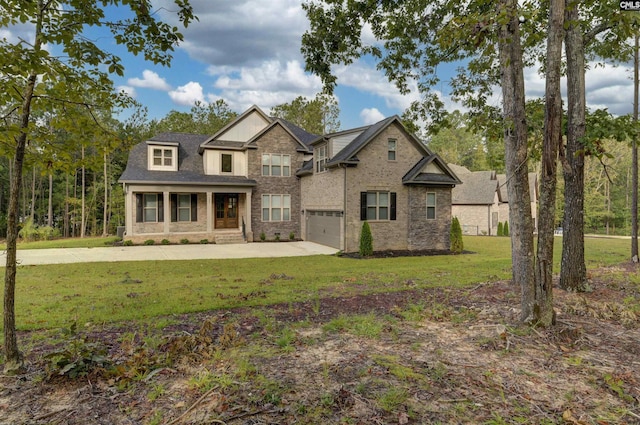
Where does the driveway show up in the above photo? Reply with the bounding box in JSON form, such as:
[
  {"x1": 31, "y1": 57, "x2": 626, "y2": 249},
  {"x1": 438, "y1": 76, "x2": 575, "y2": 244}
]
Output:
[{"x1": 7, "y1": 242, "x2": 340, "y2": 266}]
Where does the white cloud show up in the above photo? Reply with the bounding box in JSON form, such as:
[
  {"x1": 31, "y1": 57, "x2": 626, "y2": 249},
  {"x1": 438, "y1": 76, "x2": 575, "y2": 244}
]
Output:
[
  {"x1": 128, "y1": 70, "x2": 171, "y2": 91},
  {"x1": 169, "y1": 82, "x2": 206, "y2": 106},
  {"x1": 360, "y1": 108, "x2": 386, "y2": 124},
  {"x1": 117, "y1": 85, "x2": 137, "y2": 97}
]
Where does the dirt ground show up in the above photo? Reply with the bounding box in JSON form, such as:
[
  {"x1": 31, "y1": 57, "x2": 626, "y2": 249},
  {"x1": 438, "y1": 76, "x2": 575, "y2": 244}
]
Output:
[{"x1": 1, "y1": 263, "x2": 639, "y2": 425}]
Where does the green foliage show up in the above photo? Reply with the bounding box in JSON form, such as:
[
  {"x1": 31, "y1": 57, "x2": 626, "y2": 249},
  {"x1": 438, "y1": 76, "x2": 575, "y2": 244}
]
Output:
[
  {"x1": 503, "y1": 221, "x2": 509, "y2": 237},
  {"x1": 45, "y1": 322, "x2": 109, "y2": 379},
  {"x1": 123, "y1": 240, "x2": 134, "y2": 246},
  {"x1": 260, "y1": 232, "x2": 266, "y2": 241},
  {"x1": 200, "y1": 239, "x2": 209, "y2": 244},
  {"x1": 289, "y1": 232, "x2": 295, "y2": 240},
  {"x1": 147, "y1": 100, "x2": 237, "y2": 138},
  {"x1": 144, "y1": 239, "x2": 155, "y2": 246},
  {"x1": 271, "y1": 94, "x2": 340, "y2": 134},
  {"x1": 19, "y1": 219, "x2": 57, "y2": 242},
  {"x1": 161, "y1": 239, "x2": 170, "y2": 245},
  {"x1": 180, "y1": 238, "x2": 189, "y2": 244},
  {"x1": 450, "y1": 217, "x2": 463, "y2": 254},
  {"x1": 359, "y1": 221, "x2": 373, "y2": 257},
  {"x1": 497, "y1": 222, "x2": 504, "y2": 237}
]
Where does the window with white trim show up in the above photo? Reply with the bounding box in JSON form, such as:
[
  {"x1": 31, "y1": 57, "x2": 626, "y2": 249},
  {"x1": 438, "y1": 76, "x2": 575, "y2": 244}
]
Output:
[
  {"x1": 360, "y1": 191, "x2": 397, "y2": 221},
  {"x1": 262, "y1": 154, "x2": 291, "y2": 176},
  {"x1": 178, "y1": 194, "x2": 192, "y2": 221},
  {"x1": 148, "y1": 145, "x2": 178, "y2": 171},
  {"x1": 388, "y1": 139, "x2": 397, "y2": 161},
  {"x1": 426, "y1": 192, "x2": 436, "y2": 219},
  {"x1": 262, "y1": 194, "x2": 291, "y2": 221},
  {"x1": 315, "y1": 144, "x2": 328, "y2": 173}
]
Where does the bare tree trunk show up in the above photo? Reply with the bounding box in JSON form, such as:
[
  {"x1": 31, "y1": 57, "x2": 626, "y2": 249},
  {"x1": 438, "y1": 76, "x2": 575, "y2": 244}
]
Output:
[
  {"x1": 47, "y1": 172, "x2": 53, "y2": 227},
  {"x1": 534, "y1": 0, "x2": 564, "y2": 326},
  {"x1": 81, "y1": 146, "x2": 85, "y2": 238},
  {"x1": 64, "y1": 173, "x2": 69, "y2": 238},
  {"x1": 632, "y1": 33, "x2": 639, "y2": 262},
  {"x1": 30, "y1": 167, "x2": 36, "y2": 221},
  {"x1": 103, "y1": 150, "x2": 108, "y2": 237},
  {"x1": 498, "y1": 0, "x2": 536, "y2": 323},
  {"x1": 561, "y1": 0, "x2": 588, "y2": 291}
]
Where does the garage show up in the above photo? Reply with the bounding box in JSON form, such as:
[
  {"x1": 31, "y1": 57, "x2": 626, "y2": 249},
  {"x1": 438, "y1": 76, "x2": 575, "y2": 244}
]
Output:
[{"x1": 306, "y1": 210, "x2": 341, "y2": 249}]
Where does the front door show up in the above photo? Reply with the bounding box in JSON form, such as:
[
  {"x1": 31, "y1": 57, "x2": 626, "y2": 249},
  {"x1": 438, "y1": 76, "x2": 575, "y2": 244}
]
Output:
[{"x1": 215, "y1": 194, "x2": 239, "y2": 229}]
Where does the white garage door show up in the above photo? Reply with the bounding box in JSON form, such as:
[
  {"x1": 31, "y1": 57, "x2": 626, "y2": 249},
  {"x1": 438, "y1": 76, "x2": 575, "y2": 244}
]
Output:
[{"x1": 306, "y1": 211, "x2": 341, "y2": 249}]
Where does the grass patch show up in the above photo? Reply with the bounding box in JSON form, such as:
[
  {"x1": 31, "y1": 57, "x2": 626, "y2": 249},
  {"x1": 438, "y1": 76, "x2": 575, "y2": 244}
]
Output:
[
  {"x1": 0, "y1": 236, "x2": 630, "y2": 337},
  {"x1": 0, "y1": 236, "x2": 121, "y2": 250}
]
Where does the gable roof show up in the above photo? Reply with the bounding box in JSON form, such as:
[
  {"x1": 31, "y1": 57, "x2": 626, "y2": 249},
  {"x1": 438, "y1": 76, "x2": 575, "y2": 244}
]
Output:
[
  {"x1": 403, "y1": 155, "x2": 462, "y2": 186},
  {"x1": 451, "y1": 169, "x2": 498, "y2": 205},
  {"x1": 119, "y1": 132, "x2": 256, "y2": 187},
  {"x1": 245, "y1": 118, "x2": 317, "y2": 152},
  {"x1": 325, "y1": 116, "x2": 432, "y2": 167}
]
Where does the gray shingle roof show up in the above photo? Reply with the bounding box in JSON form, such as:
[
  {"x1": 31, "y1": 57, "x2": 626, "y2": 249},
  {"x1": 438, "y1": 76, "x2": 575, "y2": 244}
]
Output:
[
  {"x1": 403, "y1": 155, "x2": 462, "y2": 186},
  {"x1": 451, "y1": 169, "x2": 498, "y2": 205},
  {"x1": 119, "y1": 132, "x2": 257, "y2": 186},
  {"x1": 327, "y1": 116, "x2": 401, "y2": 166}
]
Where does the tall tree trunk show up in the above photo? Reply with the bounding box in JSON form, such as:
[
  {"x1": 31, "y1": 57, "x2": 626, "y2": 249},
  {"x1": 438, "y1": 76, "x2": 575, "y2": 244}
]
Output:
[
  {"x1": 561, "y1": 0, "x2": 588, "y2": 291},
  {"x1": 534, "y1": 0, "x2": 564, "y2": 326},
  {"x1": 64, "y1": 173, "x2": 69, "y2": 238},
  {"x1": 497, "y1": 0, "x2": 536, "y2": 323},
  {"x1": 81, "y1": 146, "x2": 85, "y2": 238},
  {"x1": 103, "y1": 150, "x2": 108, "y2": 237},
  {"x1": 30, "y1": 167, "x2": 36, "y2": 221},
  {"x1": 47, "y1": 173, "x2": 53, "y2": 228},
  {"x1": 632, "y1": 33, "x2": 639, "y2": 262}
]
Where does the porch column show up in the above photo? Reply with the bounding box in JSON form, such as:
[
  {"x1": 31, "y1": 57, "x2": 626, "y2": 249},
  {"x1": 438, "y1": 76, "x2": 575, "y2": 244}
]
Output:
[
  {"x1": 163, "y1": 191, "x2": 170, "y2": 234},
  {"x1": 206, "y1": 191, "x2": 213, "y2": 233},
  {"x1": 245, "y1": 190, "x2": 252, "y2": 233},
  {"x1": 125, "y1": 186, "x2": 133, "y2": 237}
]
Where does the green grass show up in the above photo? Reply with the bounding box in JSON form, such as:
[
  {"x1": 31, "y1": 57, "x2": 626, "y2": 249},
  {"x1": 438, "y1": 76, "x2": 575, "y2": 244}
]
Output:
[
  {"x1": 0, "y1": 236, "x2": 631, "y2": 337},
  {"x1": 0, "y1": 236, "x2": 121, "y2": 250}
]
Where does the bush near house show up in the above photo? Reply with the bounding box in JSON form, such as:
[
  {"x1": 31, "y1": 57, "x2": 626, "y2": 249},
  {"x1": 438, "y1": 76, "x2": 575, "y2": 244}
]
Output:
[
  {"x1": 497, "y1": 222, "x2": 504, "y2": 236},
  {"x1": 503, "y1": 221, "x2": 509, "y2": 236},
  {"x1": 450, "y1": 217, "x2": 463, "y2": 254},
  {"x1": 359, "y1": 221, "x2": 373, "y2": 257}
]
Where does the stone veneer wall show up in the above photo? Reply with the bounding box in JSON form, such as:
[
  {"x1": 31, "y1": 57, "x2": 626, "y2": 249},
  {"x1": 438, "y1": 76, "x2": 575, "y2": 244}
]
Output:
[
  {"x1": 407, "y1": 186, "x2": 452, "y2": 250},
  {"x1": 247, "y1": 125, "x2": 305, "y2": 241}
]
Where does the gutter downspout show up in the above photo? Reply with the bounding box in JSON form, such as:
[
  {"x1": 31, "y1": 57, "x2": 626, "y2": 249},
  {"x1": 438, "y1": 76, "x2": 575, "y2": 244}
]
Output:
[{"x1": 343, "y1": 164, "x2": 348, "y2": 252}]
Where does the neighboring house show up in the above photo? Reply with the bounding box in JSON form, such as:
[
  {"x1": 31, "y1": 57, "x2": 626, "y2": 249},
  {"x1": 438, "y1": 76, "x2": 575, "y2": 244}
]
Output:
[
  {"x1": 119, "y1": 105, "x2": 461, "y2": 252},
  {"x1": 449, "y1": 164, "x2": 538, "y2": 235}
]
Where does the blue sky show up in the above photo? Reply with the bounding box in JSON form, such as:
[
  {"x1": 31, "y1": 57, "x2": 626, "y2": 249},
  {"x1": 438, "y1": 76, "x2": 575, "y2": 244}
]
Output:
[{"x1": 4, "y1": 1, "x2": 638, "y2": 132}]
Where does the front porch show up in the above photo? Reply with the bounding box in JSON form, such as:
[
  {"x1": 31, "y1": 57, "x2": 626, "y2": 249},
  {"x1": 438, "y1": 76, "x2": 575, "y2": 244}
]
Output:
[{"x1": 123, "y1": 184, "x2": 254, "y2": 244}]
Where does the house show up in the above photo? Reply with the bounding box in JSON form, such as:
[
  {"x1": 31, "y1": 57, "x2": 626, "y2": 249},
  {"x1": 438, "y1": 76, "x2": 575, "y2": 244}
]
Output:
[
  {"x1": 119, "y1": 105, "x2": 461, "y2": 252},
  {"x1": 449, "y1": 164, "x2": 538, "y2": 235}
]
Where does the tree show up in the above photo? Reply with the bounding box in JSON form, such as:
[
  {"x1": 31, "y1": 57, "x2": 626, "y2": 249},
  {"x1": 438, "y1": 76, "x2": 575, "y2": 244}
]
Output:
[
  {"x1": 504, "y1": 221, "x2": 510, "y2": 237},
  {"x1": 497, "y1": 222, "x2": 504, "y2": 236},
  {"x1": 271, "y1": 94, "x2": 341, "y2": 134},
  {"x1": 0, "y1": 0, "x2": 195, "y2": 371},
  {"x1": 359, "y1": 221, "x2": 373, "y2": 257},
  {"x1": 148, "y1": 100, "x2": 237, "y2": 137},
  {"x1": 450, "y1": 217, "x2": 463, "y2": 254}
]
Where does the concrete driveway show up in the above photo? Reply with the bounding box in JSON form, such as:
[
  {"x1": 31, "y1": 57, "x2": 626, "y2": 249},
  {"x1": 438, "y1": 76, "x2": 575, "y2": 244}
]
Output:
[{"x1": 7, "y1": 242, "x2": 339, "y2": 266}]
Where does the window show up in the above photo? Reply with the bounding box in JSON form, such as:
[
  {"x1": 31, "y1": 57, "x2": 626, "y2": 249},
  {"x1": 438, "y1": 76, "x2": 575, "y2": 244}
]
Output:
[
  {"x1": 221, "y1": 153, "x2": 233, "y2": 173},
  {"x1": 360, "y1": 191, "x2": 396, "y2": 221},
  {"x1": 135, "y1": 193, "x2": 164, "y2": 223},
  {"x1": 262, "y1": 154, "x2": 291, "y2": 176},
  {"x1": 170, "y1": 194, "x2": 198, "y2": 222},
  {"x1": 388, "y1": 139, "x2": 397, "y2": 161},
  {"x1": 148, "y1": 145, "x2": 177, "y2": 171},
  {"x1": 426, "y1": 192, "x2": 436, "y2": 219},
  {"x1": 492, "y1": 212, "x2": 498, "y2": 227},
  {"x1": 315, "y1": 144, "x2": 328, "y2": 173},
  {"x1": 262, "y1": 194, "x2": 291, "y2": 221}
]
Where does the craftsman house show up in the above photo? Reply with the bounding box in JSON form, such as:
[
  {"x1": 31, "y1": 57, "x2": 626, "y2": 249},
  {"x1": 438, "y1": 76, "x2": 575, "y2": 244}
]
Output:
[
  {"x1": 449, "y1": 164, "x2": 538, "y2": 235},
  {"x1": 119, "y1": 105, "x2": 461, "y2": 252}
]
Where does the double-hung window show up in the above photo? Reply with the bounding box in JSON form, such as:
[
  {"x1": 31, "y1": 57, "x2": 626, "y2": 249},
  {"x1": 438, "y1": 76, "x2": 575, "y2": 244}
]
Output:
[
  {"x1": 170, "y1": 194, "x2": 198, "y2": 222},
  {"x1": 135, "y1": 193, "x2": 164, "y2": 222},
  {"x1": 388, "y1": 139, "x2": 397, "y2": 161},
  {"x1": 221, "y1": 153, "x2": 233, "y2": 173},
  {"x1": 360, "y1": 191, "x2": 397, "y2": 221},
  {"x1": 148, "y1": 144, "x2": 178, "y2": 171},
  {"x1": 262, "y1": 154, "x2": 291, "y2": 176},
  {"x1": 426, "y1": 192, "x2": 436, "y2": 219},
  {"x1": 262, "y1": 194, "x2": 291, "y2": 221}
]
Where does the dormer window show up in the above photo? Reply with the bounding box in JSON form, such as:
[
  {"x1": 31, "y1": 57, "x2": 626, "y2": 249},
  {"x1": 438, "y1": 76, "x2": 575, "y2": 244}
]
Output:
[
  {"x1": 221, "y1": 153, "x2": 233, "y2": 173},
  {"x1": 147, "y1": 142, "x2": 178, "y2": 171}
]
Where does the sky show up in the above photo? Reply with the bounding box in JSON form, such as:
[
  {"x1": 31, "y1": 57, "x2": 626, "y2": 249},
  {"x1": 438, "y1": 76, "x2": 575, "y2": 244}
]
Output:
[{"x1": 5, "y1": 0, "x2": 640, "y2": 132}]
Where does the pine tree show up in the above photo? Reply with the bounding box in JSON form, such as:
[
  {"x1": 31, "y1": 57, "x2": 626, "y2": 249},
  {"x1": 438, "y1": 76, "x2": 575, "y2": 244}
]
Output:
[
  {"x1": 450, "y1": 217, "x2": 464, "y2": 254},
  {"x1": 359, "y1": 221, "x2": 373, "y2": 257},
  {"x1": 497, "y1": 221, "x2": 504, "y2": 236},
  {"x1": 504, "y1": 221, "x2": 510, "y2": 237}
]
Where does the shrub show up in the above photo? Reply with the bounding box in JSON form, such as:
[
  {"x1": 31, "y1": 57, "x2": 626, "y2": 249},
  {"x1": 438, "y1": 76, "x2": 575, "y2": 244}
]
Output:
[
  {"x1": 180, "y1": 238, "x2": 190, "y2": 244},
  {"x1": 123, "y1": 240, "x2": 134, "y2": 246},
  {"x1": 503, "y1": 221, "x2": 509, "y2": 236},
  {"x1": 359, "y1": 221, "x2": 373, "y2": 257},
  {"x1": 275, "y1": 233, "x2": 280, "y2": 241},
  {"x1": 497, "y1": 222, "x2": 504, "y2": 236},
  {"x1": 144, "y1": 239, "x2": 155, "y2": 245},
  {"x1": 289, "y1": 232, "x2": 295, "y2": 240},
  {"x1": 161, "y1": 239, "x2": 170, "y2": 245},
  {"x1": 450, "y1": 217, "x2": 463, "y2": 254},
  {"x1": 260, "y1": 232, "x2": 266, "y2": 241},
  {"x1": 200, "y1": 239, "x2": 209, "y2": 244}
]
